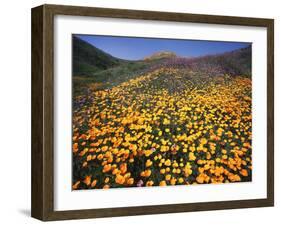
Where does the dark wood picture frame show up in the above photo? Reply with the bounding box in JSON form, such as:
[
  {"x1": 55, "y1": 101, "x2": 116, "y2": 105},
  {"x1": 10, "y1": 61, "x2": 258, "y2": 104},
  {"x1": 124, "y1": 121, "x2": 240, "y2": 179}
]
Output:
[{"x1": 31, "y1": 4, "x2": 274, "y2": 221}]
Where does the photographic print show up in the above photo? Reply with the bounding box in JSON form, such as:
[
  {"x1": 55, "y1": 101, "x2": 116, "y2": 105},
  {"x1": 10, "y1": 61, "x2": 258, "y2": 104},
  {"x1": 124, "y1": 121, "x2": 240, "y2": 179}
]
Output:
[{"x1": 72, "y1": 35, "x2": 252, "y2": 190}]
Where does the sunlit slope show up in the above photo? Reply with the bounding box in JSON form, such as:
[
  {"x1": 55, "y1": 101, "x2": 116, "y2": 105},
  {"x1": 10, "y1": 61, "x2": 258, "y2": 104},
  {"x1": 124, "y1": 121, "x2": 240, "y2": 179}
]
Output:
[{"x1": 72, "y1": 67, "x2": 252, "y2": 189}]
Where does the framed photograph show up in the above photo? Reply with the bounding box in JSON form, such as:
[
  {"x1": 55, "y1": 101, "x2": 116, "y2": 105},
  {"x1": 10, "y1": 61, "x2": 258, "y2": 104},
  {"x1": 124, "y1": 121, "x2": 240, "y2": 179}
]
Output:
[{"x1": 31, "y1": 4, "x2": 274, "y2": 221}]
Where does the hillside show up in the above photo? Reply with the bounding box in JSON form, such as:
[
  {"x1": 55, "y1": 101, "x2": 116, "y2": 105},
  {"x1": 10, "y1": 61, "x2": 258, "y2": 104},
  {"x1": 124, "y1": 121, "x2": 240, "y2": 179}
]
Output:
[
  {"x1": 72, "y1": 39, "x2": 252, "y2": 190},
  {"x1": 195, "y1": 46, "x2": 252, "y2": 76},
  {"x1": 72, "y1": 36, "x2": 124, "y2": 76},
  {"x1": 72, "y1": 37, "x2": 251, "y2": 95},
  {"x1": 72, "y1": 55, "x2": 252, "y2": 190},
  {"x1": 154, "y1": 46, "x2": 252, "y2": 77}
]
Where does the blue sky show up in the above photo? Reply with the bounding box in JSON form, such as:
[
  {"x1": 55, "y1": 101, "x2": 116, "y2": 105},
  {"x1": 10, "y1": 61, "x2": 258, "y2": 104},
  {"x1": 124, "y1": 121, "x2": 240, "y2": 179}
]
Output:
[{"x1": 75, "y1": 34, "x2": 250, "y2": 61}]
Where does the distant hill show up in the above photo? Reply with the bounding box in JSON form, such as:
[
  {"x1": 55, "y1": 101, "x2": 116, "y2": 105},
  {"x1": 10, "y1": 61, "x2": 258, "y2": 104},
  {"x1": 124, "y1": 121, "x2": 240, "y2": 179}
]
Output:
[
  {"x1": 144, "y1": 51, "x2": 177, "y2": 61},
  {"x1": 72, "y1": 36, "x2": 124, "y2": 76}
]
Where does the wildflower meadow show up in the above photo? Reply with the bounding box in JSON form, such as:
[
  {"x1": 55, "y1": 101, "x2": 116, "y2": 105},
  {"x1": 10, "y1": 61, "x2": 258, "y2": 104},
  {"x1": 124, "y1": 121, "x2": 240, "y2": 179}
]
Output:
[{"x1": 72, "y1": 36, "x2": 252, "y2": 190}]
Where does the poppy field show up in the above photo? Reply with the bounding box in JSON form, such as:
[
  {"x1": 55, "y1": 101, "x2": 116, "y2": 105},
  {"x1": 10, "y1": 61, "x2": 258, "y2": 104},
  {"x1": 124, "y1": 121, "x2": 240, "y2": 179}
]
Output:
[{"x1": 72, "y1": 36, "x2": 252, "y2": 190}]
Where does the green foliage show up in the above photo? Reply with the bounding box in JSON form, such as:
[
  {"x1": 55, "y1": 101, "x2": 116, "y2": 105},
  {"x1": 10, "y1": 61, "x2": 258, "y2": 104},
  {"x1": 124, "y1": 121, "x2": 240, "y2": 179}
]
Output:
[{"x1": 72, "y1": 36, "x2": 124, "y2": 76}]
